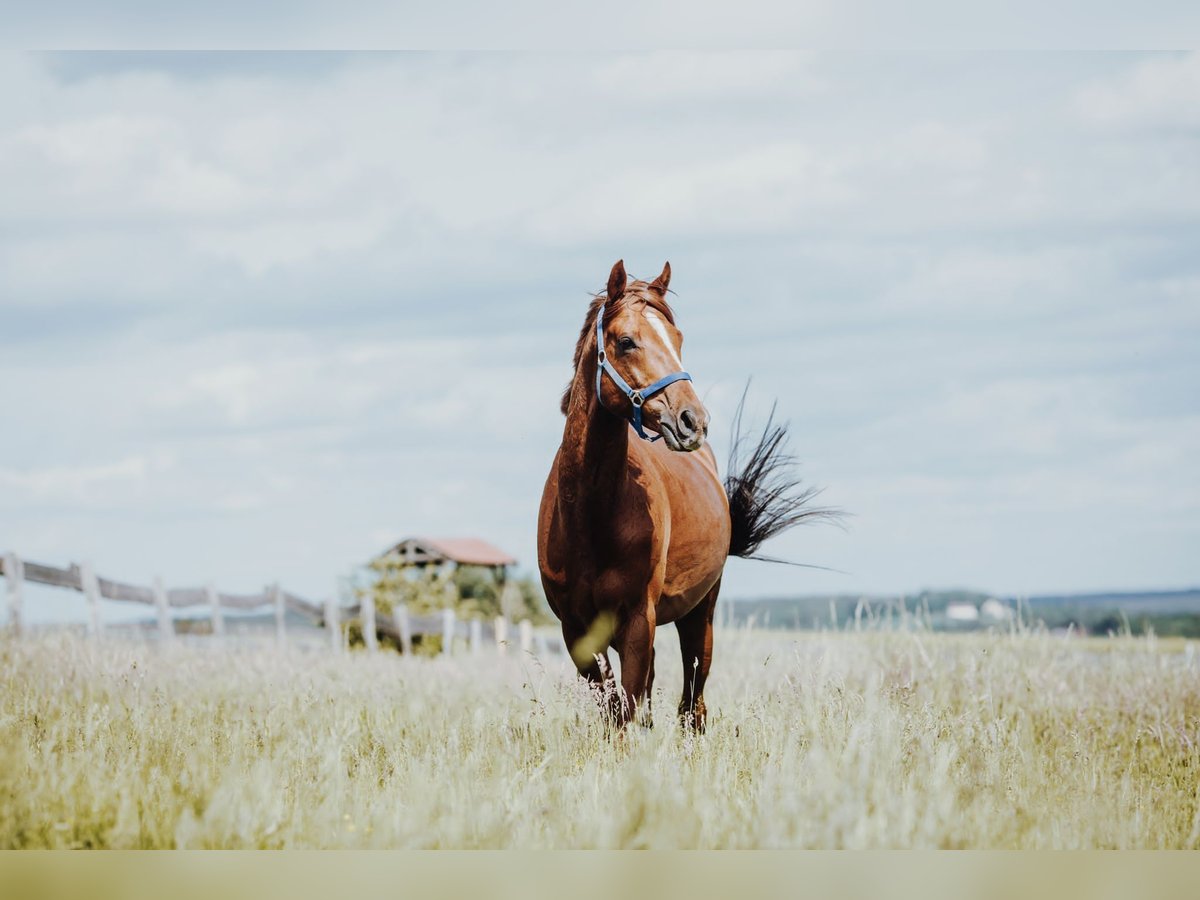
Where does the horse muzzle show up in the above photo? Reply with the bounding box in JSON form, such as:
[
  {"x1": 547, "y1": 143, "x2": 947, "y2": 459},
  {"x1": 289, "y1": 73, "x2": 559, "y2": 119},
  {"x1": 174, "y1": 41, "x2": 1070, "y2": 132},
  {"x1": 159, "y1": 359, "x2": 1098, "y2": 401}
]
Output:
[{"x1": 659, "y1": 405, "x2": 709, "y2": 452}]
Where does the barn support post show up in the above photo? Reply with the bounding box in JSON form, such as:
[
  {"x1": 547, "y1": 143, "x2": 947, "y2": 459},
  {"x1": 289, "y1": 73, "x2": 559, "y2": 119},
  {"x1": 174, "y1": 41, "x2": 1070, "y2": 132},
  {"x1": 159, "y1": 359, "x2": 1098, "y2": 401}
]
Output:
[
  {"x1": 324, "y1": 597, "x2": 341, "y2": 653},
  {"x1": 394, "y1": 603, "x2": 412, "y2": 655},
  {"x1": 152, "y1": 576, "x2": 173, "y2": 643},
  {"x1": 4, "y1": 552, "x2": 24, "y2": 637},
  {"x1": 499, "y1": 580, "x2": 521, "y2": 621},
  {"x1": 360, "y1": 592, "x2": 378, "y2": 652},
  {"x1": 518, "y1": 619, "x2": 533, "y2": 655},
  {"x1": 80, "y1": 561, "x2": 103, "y2": 639},
  {"x1": 494, "y1": 616, "x2": 508, "y2": 655},
  {"x1": 441, "y1": 608, "x2": 456, "y2": 657},
  {"x1": 469, "y1": 618, "x2": 482, "y2": 654},
  {"x1": 207, "y1": 582, "x2": 224, "y2": 637}
]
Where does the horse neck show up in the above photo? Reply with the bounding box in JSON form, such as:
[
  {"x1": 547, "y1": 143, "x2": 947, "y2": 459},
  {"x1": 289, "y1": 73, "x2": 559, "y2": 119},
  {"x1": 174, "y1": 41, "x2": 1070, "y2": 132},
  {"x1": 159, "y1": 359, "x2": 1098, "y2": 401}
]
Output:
[{"x1": 558, "y1": 353, "x2": 630, "y2": 527}]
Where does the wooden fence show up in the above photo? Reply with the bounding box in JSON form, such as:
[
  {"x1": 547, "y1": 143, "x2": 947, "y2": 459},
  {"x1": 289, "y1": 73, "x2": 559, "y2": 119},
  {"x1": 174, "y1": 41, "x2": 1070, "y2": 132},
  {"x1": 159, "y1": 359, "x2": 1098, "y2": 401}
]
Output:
[{"x1": 0, "y1": 551, "x2": 555, "y2": 658}]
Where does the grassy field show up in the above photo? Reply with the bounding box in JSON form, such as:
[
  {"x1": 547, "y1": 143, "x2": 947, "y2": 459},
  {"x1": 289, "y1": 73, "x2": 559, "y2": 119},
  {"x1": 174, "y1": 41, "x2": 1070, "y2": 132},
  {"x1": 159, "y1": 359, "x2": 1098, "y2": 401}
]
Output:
[{"x1": 1, "y1": 626, "x2": 1198, "y2": 848}]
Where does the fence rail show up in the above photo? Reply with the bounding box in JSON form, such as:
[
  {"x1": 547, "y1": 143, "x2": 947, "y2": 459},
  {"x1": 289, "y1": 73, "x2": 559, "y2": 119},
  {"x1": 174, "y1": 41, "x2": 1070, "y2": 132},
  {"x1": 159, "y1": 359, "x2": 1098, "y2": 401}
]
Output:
[
  {"x1": 5, "y1": 557, "x2": 322, "y2": 615},
  {"x1": 1, "y1": 551, "x2": 555, "y2": 658}
]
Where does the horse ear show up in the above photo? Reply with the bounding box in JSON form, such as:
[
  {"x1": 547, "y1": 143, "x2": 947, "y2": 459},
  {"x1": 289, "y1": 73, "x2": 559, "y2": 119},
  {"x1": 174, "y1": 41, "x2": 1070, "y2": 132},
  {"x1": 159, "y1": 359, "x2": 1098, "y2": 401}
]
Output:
[
  {"x1": 607, "y1": 259, "x2": 627, "y2": 302},
  {"x1": 649, "y1": 261, "x2": 671, "y2": 294}
]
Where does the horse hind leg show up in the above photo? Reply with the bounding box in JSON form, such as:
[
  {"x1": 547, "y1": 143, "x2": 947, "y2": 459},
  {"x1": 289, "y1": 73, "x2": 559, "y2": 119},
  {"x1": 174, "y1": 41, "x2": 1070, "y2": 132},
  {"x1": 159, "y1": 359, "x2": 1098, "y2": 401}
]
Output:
[
  {"x1": 676, "y1": 577, "x2": 720, "y2": 732},
  {"x1": 644, "y1": 644, "x2": 656, "y2": 728}
]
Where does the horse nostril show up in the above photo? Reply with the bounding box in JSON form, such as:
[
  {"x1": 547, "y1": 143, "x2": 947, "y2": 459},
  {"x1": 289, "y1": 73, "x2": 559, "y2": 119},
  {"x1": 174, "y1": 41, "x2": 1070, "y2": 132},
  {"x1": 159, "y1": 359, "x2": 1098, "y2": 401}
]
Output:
[{"x1": 679, "y1": 408, "x2": 697, "y2": 436}]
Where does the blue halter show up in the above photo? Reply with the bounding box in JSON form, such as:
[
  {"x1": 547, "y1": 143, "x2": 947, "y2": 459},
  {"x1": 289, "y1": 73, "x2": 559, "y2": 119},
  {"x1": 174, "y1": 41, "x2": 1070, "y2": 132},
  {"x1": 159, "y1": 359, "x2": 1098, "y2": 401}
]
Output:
[{"x1": 594, "y1": 300, "x2": 693, "y2": 442}]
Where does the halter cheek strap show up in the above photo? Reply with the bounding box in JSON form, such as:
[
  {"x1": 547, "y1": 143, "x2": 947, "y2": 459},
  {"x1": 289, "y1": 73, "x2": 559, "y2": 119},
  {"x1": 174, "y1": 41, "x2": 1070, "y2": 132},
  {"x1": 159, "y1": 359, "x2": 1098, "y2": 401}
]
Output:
[{"x1": 594, "y1": 301, "x2": 693, "y2": 442}]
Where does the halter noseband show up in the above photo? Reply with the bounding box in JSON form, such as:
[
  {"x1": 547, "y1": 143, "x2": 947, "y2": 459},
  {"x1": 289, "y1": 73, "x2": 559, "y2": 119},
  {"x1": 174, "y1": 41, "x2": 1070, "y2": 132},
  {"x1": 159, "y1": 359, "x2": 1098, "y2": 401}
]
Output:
[{"x1": 594, "y1": 300, "x2": 693, "y2": 442}]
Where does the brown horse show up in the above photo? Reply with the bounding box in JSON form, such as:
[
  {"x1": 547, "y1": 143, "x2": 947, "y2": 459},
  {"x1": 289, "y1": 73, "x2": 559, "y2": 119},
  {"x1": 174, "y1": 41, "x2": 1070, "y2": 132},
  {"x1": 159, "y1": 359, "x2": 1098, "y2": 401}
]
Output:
[{"x1": 537, "y1": 259, "x2": 830, "y2": 730}]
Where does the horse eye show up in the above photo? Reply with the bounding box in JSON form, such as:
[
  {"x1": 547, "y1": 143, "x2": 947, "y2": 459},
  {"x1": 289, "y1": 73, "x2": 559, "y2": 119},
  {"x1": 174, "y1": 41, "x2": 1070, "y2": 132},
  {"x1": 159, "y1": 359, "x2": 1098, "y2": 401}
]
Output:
[{"x1": 618, "y1": 337, "x2": 636, "y2": 351}]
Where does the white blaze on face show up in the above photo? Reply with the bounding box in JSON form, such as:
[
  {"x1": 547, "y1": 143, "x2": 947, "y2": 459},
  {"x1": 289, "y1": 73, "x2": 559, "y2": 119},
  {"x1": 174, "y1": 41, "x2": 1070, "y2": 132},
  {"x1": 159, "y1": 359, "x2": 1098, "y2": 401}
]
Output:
[{"x1": 642, "y1": 309, "x2": 683, "y2": 369}]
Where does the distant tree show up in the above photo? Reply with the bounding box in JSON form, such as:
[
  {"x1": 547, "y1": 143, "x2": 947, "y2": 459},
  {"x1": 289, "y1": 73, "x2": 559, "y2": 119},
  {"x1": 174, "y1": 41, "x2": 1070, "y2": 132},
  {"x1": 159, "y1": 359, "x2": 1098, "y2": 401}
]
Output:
[
  {"x1": 359, "y1": 552, "x2": 453, "y2": 618},
  {"x1": 358, "y1": 552, "x2": 552, "y2": 623},
  {"x1": 451, "y1": 565, "x2": 502, "y2": 619}
]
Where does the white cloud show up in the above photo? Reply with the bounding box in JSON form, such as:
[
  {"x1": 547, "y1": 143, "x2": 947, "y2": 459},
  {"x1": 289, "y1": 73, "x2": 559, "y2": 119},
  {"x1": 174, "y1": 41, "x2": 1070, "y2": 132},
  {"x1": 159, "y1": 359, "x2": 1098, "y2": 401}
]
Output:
[
  {"x1": 0, "y1": 456, "x2": 153, "y2": 502},
  {"x1": 592, "y1": 52, "x2": 823, "y2": 102},
  {"x1": 527, "y1": 141, "x2": 855, "y2": 243},
  {"x1": 1076, "y1": 51, "x2": 1200, "y2": 131},
  {"x1": 187, "y1": 212, "x2": 395, "y2": 274}
]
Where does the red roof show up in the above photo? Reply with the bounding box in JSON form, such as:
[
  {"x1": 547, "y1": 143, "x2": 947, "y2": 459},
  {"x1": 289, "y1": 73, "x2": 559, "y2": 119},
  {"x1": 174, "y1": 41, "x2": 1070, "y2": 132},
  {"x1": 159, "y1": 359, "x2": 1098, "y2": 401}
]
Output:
[
  {"x1": 382, "y1": 537, "x2": 516, "y2": 567},
  {"x1": 421, "y1": 537, "x2": 516, "y2": 567}
]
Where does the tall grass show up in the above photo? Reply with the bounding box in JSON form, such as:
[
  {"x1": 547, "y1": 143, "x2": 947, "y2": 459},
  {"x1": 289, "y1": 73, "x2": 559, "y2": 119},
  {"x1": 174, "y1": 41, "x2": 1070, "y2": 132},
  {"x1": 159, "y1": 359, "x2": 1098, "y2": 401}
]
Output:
[{"x1": 1, "y1": 627, "x2": 1197, "y2": 848}]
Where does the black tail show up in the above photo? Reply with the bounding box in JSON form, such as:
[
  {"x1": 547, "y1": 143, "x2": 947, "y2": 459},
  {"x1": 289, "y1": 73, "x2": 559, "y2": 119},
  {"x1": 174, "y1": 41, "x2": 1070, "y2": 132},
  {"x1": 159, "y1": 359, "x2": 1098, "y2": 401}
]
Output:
[{"x1": 724, "y1": 388, "x2": 841, "y2": 561}]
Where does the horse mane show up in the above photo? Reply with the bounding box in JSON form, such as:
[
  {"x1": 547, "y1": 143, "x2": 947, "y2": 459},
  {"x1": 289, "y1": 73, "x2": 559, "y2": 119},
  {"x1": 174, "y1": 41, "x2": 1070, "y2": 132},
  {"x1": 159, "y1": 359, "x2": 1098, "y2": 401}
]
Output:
[{"x1": 560, "y1": 282, "x2": 676, "y2": 415}]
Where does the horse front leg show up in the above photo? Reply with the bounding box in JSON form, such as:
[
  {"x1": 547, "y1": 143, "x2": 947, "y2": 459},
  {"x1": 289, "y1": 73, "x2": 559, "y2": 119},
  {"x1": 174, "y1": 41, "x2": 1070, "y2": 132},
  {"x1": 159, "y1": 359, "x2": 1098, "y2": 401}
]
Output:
[
  {"x1": 676, "y1": 577, "x2": 720, "y2": 732},
  {"x1": 562, "y1": 619, "x2": 620, "y2": 719},
  {"x1": 614, "y1": 608, "x2": 656, "y2": 727}
]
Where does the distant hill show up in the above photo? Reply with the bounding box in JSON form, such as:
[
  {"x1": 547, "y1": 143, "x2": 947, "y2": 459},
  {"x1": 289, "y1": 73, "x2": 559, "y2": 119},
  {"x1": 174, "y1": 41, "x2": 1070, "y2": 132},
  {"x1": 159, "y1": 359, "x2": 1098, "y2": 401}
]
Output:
[
  {"x1": 1021, "y1": 588, "x2": 1200, "y2": 613},
  {"x1": 724, "y1": 588, "x2": 1200, "y2": 636}
]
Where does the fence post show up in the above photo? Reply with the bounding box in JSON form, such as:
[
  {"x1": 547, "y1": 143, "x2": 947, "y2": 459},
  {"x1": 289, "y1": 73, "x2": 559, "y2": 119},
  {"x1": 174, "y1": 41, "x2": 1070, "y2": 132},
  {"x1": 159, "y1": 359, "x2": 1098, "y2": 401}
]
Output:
[
  {"x1": 441, "y1": 608, "x2": 456, "y2": 657},
  {"x1": 207, "y1": 582, "x2": 224, "y2": 637},
  {"x1": 519, "y1": 619, "x2": 533, "y2": 655},
  {"x1": 324, "y1": 597, "x2": 341, "y2": 653},
  {"x1": 360, "y1": 592, "x2": 378, "y2": 652},
  {"x1": 4, "y1": 552, "x2": 24, "y2": 637},
  {"x1": 494, "y1": 616, "x2": 508, "y2": 655},
  {"x1": 80, "y1": 561, "x2": 102, "y2": 639},
  {"x1": 394, "y1": 603, "x2": 412, "y2": 655},
  {"x1": 153, "y1": 576, "x2": 173, "y2": 643},
  {"x1": 470, "y1": 618, "x2": 482, "y2": 654},
  {"x1": 271, "y1": 583, "x2": 286, "y2": 648}
]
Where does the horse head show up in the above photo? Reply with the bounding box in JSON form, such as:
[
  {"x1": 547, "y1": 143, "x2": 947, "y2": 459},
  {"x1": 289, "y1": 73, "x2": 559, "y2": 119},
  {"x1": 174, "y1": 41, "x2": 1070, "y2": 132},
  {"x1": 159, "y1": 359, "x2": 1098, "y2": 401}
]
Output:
[{"x1": 594, "y1": 259, "x2": 709, "y2": 451}]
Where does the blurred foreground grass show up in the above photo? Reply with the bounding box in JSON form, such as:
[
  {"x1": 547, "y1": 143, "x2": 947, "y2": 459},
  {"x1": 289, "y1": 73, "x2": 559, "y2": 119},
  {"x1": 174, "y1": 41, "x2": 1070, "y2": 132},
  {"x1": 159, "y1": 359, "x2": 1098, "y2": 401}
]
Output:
[{"x1": 1, "y1": 628, "x2": 1197, "y2": 848}]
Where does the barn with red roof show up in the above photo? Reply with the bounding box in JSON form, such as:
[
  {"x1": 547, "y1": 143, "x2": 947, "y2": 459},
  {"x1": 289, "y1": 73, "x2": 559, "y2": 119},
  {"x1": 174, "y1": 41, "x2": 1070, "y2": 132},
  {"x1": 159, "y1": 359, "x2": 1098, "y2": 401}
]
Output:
[{"x1": 377, "y1": 537, "x2": 517, "y2": 571}]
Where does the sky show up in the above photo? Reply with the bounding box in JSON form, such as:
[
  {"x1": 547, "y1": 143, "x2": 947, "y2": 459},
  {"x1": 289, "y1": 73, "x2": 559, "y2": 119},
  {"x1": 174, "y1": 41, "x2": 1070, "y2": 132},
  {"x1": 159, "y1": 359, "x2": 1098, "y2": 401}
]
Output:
[
  {"x1": 1, "y1": 51, "x2": 1198, "y2": 622},
  {"x1": 6, "y1": 4, "x2": 1200, "y2": 51}
]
